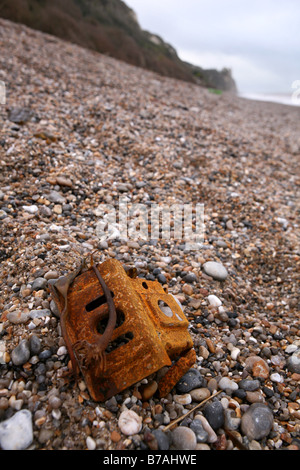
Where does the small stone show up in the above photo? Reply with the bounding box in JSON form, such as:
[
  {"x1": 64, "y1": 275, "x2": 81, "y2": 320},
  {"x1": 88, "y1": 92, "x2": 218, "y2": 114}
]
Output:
[
  {"x1": 0, "y1": 409, "x2": 33, "y2": 450},
  {"x1": 190, "y1": 419, "x2": 209, "y2": 443},
  {"x1": 56, "y1": 176, "x2": 73, "y2": 187},
  {"x1": 239, "y1": 379, "x2": 260, "y2": 391},
  {"x1": 86, "y1": 436, "x2": 96, "y2": 450},
  {"x1": 270, "y1": 372, "x2": 284, "y2": 383},
  {"x1": 171, "y1": 426, "x2": 197, "y2": 450},
  {"x1": 22, "y1": 205, "x2": 38, "y2": 214},
  {"x1": 182, "y1": 284, "x2": 194, "y2": 296},
  {"x1": 11, "y1": 339, "x2": 30, "y2": 366},
  {"x1": 32, "y1": 277, "x2": 48, "y2": 290},
  {"x1": 139, "y1": 380, "x2": 158, "y2": 401},
  {"x1": 49, "y1": 396, "x2": 62, "y2": 410},
  {"x1": 199, "y1": 345, "x2": 210, "y2": 360},
  {"x1": 29, "y1": 334, "x2": 42, "y2": 355},
  {"x1": 39, "y1": 205, "x2": 52, "y2": 217},
  {"x1": 224, "y1": 409, "x2": 240, "y2": 431},
  {"x1": 218, "y1": 377, "x2": 238, "y2": 393},
  {"x1": 194, "y1": 415, "x2": 217, "y2": 443},
  {"x1": 176, "y1": 368, "x2": 203, "y2": 393},
  {"x1": 7, "y1": 310, "x2": 30, "y2": 324},
  {"x1": 207, "y1": 294, "x2": 222, "y2": 307},
  {"x1": 57, "y1": 346, "x2": 68, "y2": 356},
  {"x1": 53, "y1": 204, "x2": 62, "y2": 214},
  {"x1": 203, "y1": 400, "x2": 224, "y2": 430},
  {"x1": 190, "y1": 388, "x2": 211, "y2": 402},
  {"x1": 246, "y1": 391, "x2": 265, "y2": 403},
  {"x1": 203, "y1": 261, "x2": 228, "y2": 281},
  {"x1": 230, "y1": 347, "x2": 240, "y2": 360},
  {"x1": 241, "y1": 403, "x2": 274, "y2": 441},
  {"x1": 245, "y1": 355, "x2": 269, "y2": 379},
  {"x1": 287, "y1": 350, "x2": 300, "y2": 374},
  {"x1": 157, "y1": 273, "x2": 167, "y2": 284},
  {"x1": 174, "y1": 393, "x2": 192, "y2": 405},
  {"x1": 29, "y1": 309, "x2": 51, "y2": 319},
  {"x1": 44, "y1": 270, "x2": 59, "y2": 280},
  {"x1": 118, "y1": 409, "x2": 142, "y2": 436},
  {"x1": 152, "y1": 429, "x2": 170, "y2": 450},
  {"x1": 184, "y1": 273, "x2": 198, "y2": 283},
  {"x1": 47, "y1": 190, "x2": 66, "y2": 204},
  {"x1": 110, "y1": 430, "x2": 121, "y2": 443}
]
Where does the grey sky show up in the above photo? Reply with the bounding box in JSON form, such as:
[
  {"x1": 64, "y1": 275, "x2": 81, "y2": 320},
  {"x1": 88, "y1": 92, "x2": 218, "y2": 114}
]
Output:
[{"x1": 126, "y1": 0, "x2": 300, "y2": 93}]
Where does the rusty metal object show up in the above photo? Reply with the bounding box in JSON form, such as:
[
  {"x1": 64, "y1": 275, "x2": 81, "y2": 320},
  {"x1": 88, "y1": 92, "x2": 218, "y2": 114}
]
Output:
[{"x1": 50, "y1": 258, "x2": 195, "y2": 402}]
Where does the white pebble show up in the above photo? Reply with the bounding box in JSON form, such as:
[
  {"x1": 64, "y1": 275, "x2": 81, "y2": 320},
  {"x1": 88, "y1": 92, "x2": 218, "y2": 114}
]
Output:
[
  {"x1": 218, "y1": 377, "x2": 239, "y2": 392},
  {"x1": 207, "y1": 295, "x2": 222, "y2": 307},
  {"x1": 174, "y1": 393, "x2": 192, "y2": 405},
  {"x1": 230, "y1": 347, "x2": 241, "y2": 360},
  {"x1": 57, "y1": 346, "x2": 68, "y2": 356},
  {"x1": 285, "y1": 344, "x2": 298, "y2": 354},
  {"x1": 0, "y1": 410, "x2": 33, "y2": 450},
  {"x1": 86, "y1": 436, "x2": 96, "y2": 450},
  {"x1": 270, "y1": 373, "x2": 284, "y2": 383},
  {"x1": 118, "y1": 409, "x2": 142, "y2": 436},
  {"x1": 22, "y1": 205, "x2": 38, "y2": 214}
]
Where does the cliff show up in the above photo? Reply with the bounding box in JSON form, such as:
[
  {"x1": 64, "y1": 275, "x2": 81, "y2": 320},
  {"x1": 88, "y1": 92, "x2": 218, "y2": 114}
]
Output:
[{"x1": 0, "y1": 0, "x2": 237, "y2": 91}]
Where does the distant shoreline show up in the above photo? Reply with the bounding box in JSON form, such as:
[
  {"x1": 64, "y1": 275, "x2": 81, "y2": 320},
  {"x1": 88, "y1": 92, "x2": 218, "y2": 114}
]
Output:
[{"x1": 238, "y1": 92, "x2": 300, "y2": 107}]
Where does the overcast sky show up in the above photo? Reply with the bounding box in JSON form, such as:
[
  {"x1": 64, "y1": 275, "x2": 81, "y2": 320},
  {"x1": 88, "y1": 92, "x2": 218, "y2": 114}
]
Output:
[{"x1": 126, "y1": 0, "x2": 300, "y2": 94}]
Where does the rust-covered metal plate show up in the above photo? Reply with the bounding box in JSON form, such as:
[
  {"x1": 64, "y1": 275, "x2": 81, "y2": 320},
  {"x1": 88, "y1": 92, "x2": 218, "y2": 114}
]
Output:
[{"x1": 50, "y1": 258, "x2": 195, "y2": 402}]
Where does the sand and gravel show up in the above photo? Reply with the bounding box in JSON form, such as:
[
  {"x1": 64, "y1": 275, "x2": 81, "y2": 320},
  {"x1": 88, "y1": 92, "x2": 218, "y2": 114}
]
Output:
[{"x1": 0, "y1": 18, "x2": 299, "y2": 450}]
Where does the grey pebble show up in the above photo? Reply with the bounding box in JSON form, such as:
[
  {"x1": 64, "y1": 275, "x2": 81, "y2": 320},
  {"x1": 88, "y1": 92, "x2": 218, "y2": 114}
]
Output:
[
  {"x1": 239, "y1": 379, "x2": 261, "y2": 391},
  {"x1": 32, "y1": 277, "x2": 48, "y2": 290},
  {"x1": 38, "y1": 349, "x2": 52, "y2": 361},
  {"x1": 29, "y1": 334, "x2": 42, "y2": 355},
  {"x1": 11, "y1": 339, "x2": 30, "y2": 366},
  {"x1": 203, "y1": 400, "x2": 224, "y2": 430},
  {"x1": 152, "y1": 429, "x2": 170, "y2": 450},
  {"x1": 171, "y1": 426, "x2": 197, "y2": 450},
  {"x1": 241, "y1": 403, "x2": 274, "y2": 441},
  {"x1": 202, "y1": 261, "x2": 228, "y2": 281},
  {"x1": 47, "y1": 190, "x2": 66, "y2": 204},
  {"x1": 29, "y1": 309, "x2": 51, "y2": 319},
  {"x1": 189, "y1": 419, "x2": 209, "y2": 443},
  {"x1": 176, "y1": 368, "x2": 203, "y2": 393},
  {"x1": 287, "y1": 350, "x2": 300, "y2": 374},
  {"x1": 183, "y1": 272, "x2": 198, "y2": 283}
]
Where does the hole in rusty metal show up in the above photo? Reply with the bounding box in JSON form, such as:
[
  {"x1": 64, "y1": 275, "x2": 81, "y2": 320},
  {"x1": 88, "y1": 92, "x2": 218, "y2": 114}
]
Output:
[
  {"x1": 86, "y1": 291, "x2": 114, "y2": 312},
  {"x1": 142, "y1": 281, "x2": 149, "y2": 289},
  {"x1": 96, "y1": 308, "x2": 125, "y2": 335},
  {"x1": 158, "y1": 300, "x2": 174, "y2": 318},
  {"x1": 106, "y1": 331, "x2": 134, "y2": 354}
]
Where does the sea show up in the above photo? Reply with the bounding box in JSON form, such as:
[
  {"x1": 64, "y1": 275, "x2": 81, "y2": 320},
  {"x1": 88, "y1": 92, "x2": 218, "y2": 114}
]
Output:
[{"x1": 238, "y1": 92, "x2": 300, "y2": 107}]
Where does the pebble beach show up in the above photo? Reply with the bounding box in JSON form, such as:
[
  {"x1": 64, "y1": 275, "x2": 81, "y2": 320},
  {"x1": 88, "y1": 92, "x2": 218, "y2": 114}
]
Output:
[{"x1": 0, "y1": 18, "x2": 299, "y2": 451}]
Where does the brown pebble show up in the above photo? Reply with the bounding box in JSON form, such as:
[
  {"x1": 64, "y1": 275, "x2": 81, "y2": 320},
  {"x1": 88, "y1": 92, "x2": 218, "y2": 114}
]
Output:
[
  {"x1": 139, "y1": 380, "x2": 158, "y2": 401},
  {"x1": 111, "y1": 430, "x2": 121, "y2": 443},
  {"x1": 182, "y1": 284, "x2": 194, "y2": 296},
  {"x1": 205, "y1": 338, "x2": 215, "y2": 353}
]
